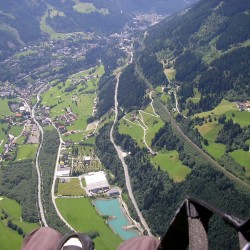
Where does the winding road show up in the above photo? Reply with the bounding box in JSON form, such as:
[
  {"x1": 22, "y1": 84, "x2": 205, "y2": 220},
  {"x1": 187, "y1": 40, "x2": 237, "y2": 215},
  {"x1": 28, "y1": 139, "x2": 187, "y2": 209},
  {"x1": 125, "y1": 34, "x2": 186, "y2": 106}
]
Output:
[{"x1": 123, "y1": 91, "x2": 158, "y2": 154}]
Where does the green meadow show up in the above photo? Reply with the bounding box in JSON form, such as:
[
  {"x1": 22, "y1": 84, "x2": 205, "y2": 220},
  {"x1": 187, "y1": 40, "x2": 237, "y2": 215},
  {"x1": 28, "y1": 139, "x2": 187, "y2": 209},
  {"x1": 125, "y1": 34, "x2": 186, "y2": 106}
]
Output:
[
  {"x1": 230, "y1": 150, "x2": 250, "y2": 176},
  {"x1": 0, "y1": 98, "x2": 13, "y2": 118},
  {"x1": 0, "y1": 197, "x2": 39, "y2": 250},
  {"x1": 57, "y1": 178, "x2": 86, "y2": 196},
  {"x1": 187, "y1": 88, "x2": 201, "y2": 104},
  {"x1": 118, "y1": 119, "x2": 144, "y2": 147},
  {"x1": 40, "y1": 8, "x2": 67, "y2": 39},
  {"x1": 73, "y1": 0, "x2": 109, "y2": 15},
  {"x1": 56, "y1": 198, "x2": 122, "y2": 250},
  {"x1": 140, "y1": 111, "x2": 164, "y2": 146},
  {"x1": 15, "y1": 144, "x2": 38, "y2": 161},
  {"x1": 8, "y1": 125, "x2": 23, "y2": 137},
  {"x1": 196, "y1": 121, "x2": 225, "y2": 159},
  {"x1": 194, "y1": 99, "x2": 250, "y2": 127},
  {"x1": 152, "y1": 151, "x2": 191, "y2": 182}
]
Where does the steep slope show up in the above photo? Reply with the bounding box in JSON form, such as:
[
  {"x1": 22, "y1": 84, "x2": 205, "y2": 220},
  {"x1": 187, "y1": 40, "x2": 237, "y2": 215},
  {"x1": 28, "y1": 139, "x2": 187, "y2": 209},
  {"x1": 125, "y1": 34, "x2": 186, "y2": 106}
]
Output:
[{"x1": 142, "y1": 0, "x2": 250, "y2": 112}]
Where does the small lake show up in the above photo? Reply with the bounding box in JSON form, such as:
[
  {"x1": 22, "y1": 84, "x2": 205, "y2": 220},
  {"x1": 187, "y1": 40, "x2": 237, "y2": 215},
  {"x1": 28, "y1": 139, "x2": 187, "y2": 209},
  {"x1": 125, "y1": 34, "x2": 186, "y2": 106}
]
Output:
[{"x1": 93, "y1": 198, "x2": 139, "y2": 240}]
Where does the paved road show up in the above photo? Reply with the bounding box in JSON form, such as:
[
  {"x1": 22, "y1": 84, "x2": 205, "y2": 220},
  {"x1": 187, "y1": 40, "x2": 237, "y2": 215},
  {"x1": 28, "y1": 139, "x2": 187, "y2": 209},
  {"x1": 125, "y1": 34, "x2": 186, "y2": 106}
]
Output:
[
  {"x1": 23, "y1": 94, "x2": 48, "y2": 227},
  {"x1": 110, "y1": 71, "x2": 152, "y2": 236},
  {"x1": 50, "y1": 128, "x2": 75, "y2": 231}
]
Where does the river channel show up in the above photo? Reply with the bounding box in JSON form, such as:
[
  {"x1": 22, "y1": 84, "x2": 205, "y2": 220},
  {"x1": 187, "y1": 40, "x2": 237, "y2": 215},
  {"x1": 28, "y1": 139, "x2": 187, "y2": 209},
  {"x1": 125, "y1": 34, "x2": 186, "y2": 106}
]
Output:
[{"x1": 93, "y1": 198, "x2": 139, "y2": 240}]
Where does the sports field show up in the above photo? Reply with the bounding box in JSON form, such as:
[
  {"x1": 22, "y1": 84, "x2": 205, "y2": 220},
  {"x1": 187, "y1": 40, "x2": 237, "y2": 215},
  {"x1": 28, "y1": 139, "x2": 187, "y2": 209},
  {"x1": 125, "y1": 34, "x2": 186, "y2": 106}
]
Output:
[
  {"x1": 56, "y1": 198, "x2": 122, "y2": 250},
  {"x1": 152, "y1": 151, "x2": 191, "y2": 182}
]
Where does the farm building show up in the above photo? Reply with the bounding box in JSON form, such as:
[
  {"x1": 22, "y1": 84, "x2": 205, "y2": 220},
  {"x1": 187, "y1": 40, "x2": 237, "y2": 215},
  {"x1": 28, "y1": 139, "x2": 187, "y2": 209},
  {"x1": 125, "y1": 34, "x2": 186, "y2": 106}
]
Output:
[{"x1": 84, "y1": 171, "x2": 110, "y2": 194}]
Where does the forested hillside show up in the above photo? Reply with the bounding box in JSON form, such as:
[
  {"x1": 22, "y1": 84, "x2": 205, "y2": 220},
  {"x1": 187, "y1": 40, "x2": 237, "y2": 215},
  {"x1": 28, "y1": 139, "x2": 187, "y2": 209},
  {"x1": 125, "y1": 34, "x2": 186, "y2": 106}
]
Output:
[{"x1": 142, "y1": 0, "x2": 250, "y2": 112}]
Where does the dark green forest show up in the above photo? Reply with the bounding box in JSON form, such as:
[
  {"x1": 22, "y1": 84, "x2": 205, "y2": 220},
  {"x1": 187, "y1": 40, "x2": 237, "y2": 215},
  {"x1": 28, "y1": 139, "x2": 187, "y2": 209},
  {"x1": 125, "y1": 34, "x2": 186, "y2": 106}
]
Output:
[
  {"x1": 95, "y1": 123, "x2": 250, "y2": 249},
  {"x1": 38, "y1": 128, "x2": 68, "y2": 233},
  {"x1": 0, "y1": 159, "x2": 38, "y2": 223}
]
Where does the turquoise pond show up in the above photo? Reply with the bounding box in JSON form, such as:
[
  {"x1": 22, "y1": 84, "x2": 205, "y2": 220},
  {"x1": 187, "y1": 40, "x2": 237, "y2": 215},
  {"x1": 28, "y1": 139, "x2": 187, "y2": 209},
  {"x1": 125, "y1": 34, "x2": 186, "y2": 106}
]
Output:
[{"x1": 93, "y1": 198, "x2": 139, "y2": 240}]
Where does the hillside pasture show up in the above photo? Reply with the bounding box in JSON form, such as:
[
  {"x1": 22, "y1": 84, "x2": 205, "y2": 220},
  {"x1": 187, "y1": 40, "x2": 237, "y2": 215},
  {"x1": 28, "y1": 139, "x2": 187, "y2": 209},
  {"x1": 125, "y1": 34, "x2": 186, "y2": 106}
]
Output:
[
  {"x1": 118, "y1": 118, "x2": 144, "y2": 148},
  {"x1": 230, "y1": 150, "x2": 250, "y2": 176},
  {"x1": 140, "y1": 112, "x2": 164, "y2": 146},
  {"x1": 73, "y1": 0, "x2": 109, "y2": 15},
  {"x1": 0, "y1": 196, "x2": 39, "y2": 250},
  {"x1": 196, "y1": 121, "x2": 225, "y2": 158},
  {"x1": 56, "y1": 198, "x2": 122, "y2": 250},
  {"x1": 194, "y1": 99, "x2": 250, "y2": 127},
  {"x1": 152, "y1": 151, "x2": 191, "y2": 182}
]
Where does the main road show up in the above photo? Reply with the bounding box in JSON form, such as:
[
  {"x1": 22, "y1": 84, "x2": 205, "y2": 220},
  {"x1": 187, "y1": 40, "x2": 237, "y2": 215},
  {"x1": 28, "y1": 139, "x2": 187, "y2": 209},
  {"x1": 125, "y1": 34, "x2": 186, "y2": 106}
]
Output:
[
  {"x1": 21, "y1": 91, "x2": 48, "y2": 227},
  {"x1": 110, "y1": 70, "x2": 152, "y2": 236}
]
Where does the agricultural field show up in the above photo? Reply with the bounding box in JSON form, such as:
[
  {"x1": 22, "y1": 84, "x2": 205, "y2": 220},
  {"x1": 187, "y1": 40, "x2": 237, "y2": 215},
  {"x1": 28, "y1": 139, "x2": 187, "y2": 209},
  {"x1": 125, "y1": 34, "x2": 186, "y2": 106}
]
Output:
[
  {"x1": 41, "y1": 65, "x2": 104, "y2": 143},
  {"x1": 57, "y1": 178, "x2": 86, "y2": 196},
  {"x1": 194, "y1": 99, "x2": 250, "y2": 127},
  {"x1": 56, "y1": 198, "x2": 122, "y2": 250},
  {"x1": 151, "y1": 151, "x2": 191, "y2": 182},
  {"x1": 230, "y1": 150, "x2": 250, "y2": 176},
  {"x1": 0, "y1": 197, "x2": 39, "y2": 250},
  {"x1": 15, "y1": 144, "x2": 38, "y2": 161}
]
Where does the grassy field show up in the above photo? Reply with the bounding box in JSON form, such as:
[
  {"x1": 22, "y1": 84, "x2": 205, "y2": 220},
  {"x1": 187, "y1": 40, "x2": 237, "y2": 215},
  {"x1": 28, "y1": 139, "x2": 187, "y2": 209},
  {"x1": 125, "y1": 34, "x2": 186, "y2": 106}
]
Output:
[
  {"x1": 160, "y1": 93, "x2": 170, "y2": 104},
  {"x1": 187, "y1": 88, "x2": 201, "y2": 104},
  {"x1": 152, "y1": 151, "x2": 191, "y2": 182},
  {"x1": 164, "y1": 67, "x2": 176, "y2": 80},
  {"x1": 57, "y1": 178, "x2": 86, "y2": 196},
  {"x1": 194, "y1": 99, "x2": 250, "y2": 127},
  {"x1": 196, "y1": 121, "x2": 225, "y2": 158},
  {"x1": 8, "y1": 125, "x2": 23, "y2": 137},
  {"x1": 15, "y1": 144, "x2": 38, "y2": 161},
  {"x1": 118, "y1": 119, "x2": 144, "y2": 148},
  {"x1": 230, "y1": 150, "x2": 250, "y2": 176},
  {"x1": 202, "y1": 142, "x2": 226, "y2": 159},
  {"x1": 0, "y1": 196, "x2": 39, "y2": 250},
  {"x1": 0, "y1": 98, "x2": 13, "y2": 118},
  {"x1": 40, "y1": 8, "x2": 67, "y2": 39},
  {"x1": 73, "y1": 0, "x2": 109, "y2": 15},
  {"x1": 56, "y1": 198, "x2": 122, "y2": 250},
  {"x1": 140, "y1": 112, "x2": 164, "y2": 146}
]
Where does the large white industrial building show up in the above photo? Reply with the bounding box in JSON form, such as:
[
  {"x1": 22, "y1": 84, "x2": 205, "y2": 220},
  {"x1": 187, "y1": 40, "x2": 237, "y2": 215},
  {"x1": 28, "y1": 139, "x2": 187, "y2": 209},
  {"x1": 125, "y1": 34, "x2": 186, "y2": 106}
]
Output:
[{"x1": 84, "y1": 171, "x2": 110, "y2": 193}]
